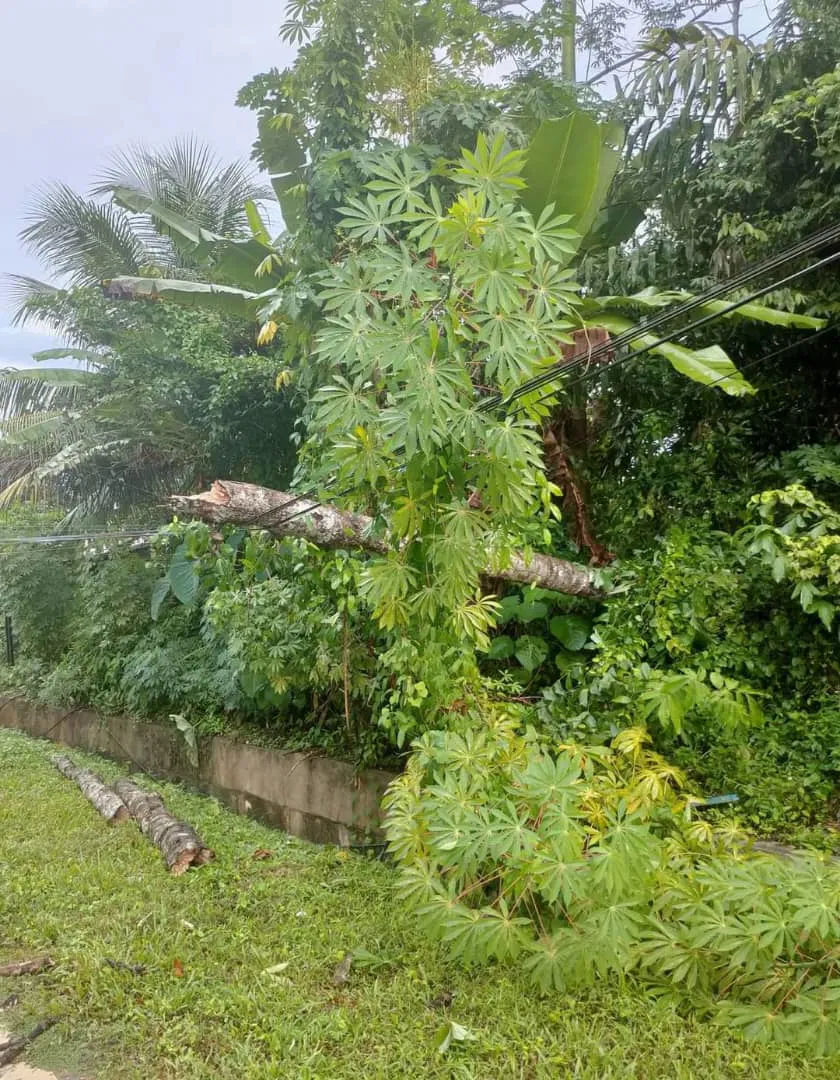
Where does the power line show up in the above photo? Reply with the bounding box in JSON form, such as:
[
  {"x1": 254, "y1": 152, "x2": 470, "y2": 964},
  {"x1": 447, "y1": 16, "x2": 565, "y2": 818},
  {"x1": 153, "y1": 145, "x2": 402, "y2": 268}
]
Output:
[
  {"x1": 507, "y1": 249, "x2": 840, "y2": 417},
  {"x1": 260, "y1": 257, "x2": 840, "y2": 535},
  {"x1": 245, "y1": 220, "x2": 840, "y2": 536},
  {"x1": 12, "y1": 226, "x2": 835, "y2": 549},
  {"x1": 0, "y1": 529, "x2": 155, "y2": 546},
  {"x1": 483, "y1": 221, "x2": 840, "y2": 413}
]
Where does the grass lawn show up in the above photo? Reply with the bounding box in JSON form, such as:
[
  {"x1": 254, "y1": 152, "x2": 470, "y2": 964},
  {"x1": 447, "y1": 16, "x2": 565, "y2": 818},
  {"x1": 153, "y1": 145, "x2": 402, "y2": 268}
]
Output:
[{"x1": 0, "y1": 729, "x2": 837, "y2": 1080}]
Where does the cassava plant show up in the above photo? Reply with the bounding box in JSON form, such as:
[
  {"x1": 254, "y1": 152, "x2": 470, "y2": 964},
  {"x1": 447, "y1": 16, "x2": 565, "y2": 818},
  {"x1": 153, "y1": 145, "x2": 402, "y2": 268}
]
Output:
[
  {"x1": 384, "y1": 717, "x2": 840, "y2": 1055},
  {"x1": 300, "y1": 132, "x2": 765, "y2": 645}
]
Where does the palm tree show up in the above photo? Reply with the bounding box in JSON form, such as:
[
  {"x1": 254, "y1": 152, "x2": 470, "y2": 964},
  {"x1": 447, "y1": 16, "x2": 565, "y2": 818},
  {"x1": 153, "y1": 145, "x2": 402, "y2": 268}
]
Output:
[{"x1": 0, "y1": 138, "x2": 273, "y2": 521}]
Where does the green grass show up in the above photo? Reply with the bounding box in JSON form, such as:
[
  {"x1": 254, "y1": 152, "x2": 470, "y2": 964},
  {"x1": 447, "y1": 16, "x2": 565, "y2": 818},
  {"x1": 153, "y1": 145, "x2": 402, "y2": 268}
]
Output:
[{"x1": 0, "y1": 729, "x2": 837, "y2": 1080}]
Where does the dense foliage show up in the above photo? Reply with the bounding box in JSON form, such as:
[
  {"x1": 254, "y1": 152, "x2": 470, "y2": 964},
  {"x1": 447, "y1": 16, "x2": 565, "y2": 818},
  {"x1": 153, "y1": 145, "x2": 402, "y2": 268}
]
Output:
[
  {"x1": 385, "y1": 718, "x2": 840, "y2": 1054},
  {"x1": 3, "y1": 0, "x2": 840, "y2": 1058}
]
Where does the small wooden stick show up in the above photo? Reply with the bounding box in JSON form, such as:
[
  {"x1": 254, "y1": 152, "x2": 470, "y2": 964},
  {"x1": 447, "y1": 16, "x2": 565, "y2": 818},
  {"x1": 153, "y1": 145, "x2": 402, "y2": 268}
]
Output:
[
  {"x1": 113, "y1": 778, "x2": 214, "y2": 875},
  {"x1": 53, "y1": 755, "x2": 129, "y2": 823},
  {"x1": 0, "y1": 957, "x2": 55, "y2": 977}
]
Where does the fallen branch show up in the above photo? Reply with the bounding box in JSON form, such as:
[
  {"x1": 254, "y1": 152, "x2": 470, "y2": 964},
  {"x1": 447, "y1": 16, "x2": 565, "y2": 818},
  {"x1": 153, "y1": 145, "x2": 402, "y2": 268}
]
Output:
[
  {"x1": 112, "y1": 778, "x2": 214, "y2": 875},
  {"x1": 53, "y1": 755, "x2": 129, "y2": 823},
  {"x1": 0, "y1": 1018, "x2": 57, "y2": 1067},
  {"x1": 0, "y1": 957, "x2": 54, "y2": 977},
  {"x1": 169, "y1": 481, "x2": 602, "y2": 598}
]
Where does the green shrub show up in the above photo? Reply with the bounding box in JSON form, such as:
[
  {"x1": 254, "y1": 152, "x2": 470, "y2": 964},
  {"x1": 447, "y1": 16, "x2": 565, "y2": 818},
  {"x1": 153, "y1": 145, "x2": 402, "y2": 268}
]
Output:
[{"x1": 0, "y1": 543, "x2": 78, "y2": 665}]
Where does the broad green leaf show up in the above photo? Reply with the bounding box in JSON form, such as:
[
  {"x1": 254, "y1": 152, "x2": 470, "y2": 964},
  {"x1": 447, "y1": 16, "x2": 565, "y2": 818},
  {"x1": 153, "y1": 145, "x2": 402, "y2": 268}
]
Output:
[
  {"x1": 167, "y1": 557, "x2": 199, "y2": 606},
  {"x1": 32, "y1": 348, "x2": 107, "y2": 365},
  {"x1": 595, "y1": 288, "x2": 825, "y2": 330},
  {"x1": 515, "y1": 635, "x2": 549, "y2": 671},
  {"x1": 271, "y1": 172, "x2": 306, "y2": 232},
  {"x1": 244, "y1": 199, "x2": 270, "y2": 244},
  {"x1": 487, "y1": 634, "x2": 515, "y2": 659},
  {"x1": 522, "y1": 113, "x2": 624, "y2": 249},
  {"x1": 258, "y1": 113, "x2": 306, "y2": 175},
  {"x1": 196, "y1": 235, "x2": 286, "y2": 290},
  {"x1": 150, "y1": 577, "x2": 171, "y2": 620},
  {"x1": 515, "y1": 601, "x2": 549, "y2": 624},
  {"x1": 170, "y1": 712, "x2": 198, "y2": 768},
  {"x1": 696, "y1": 297, "x2": 825, "y2": 330},
  {"x1": 435, "y1": 1020, "x2": 477, "y2": 1054},
  {"x1": 595, "y1": 313, "x2": 755, "y2": 396},
  {"x1": 111, "y1": 186, "x2": 218, "y2": 247},
  {"x1": 549, "y1": 614, "x2": 591, "y2": 651},
  {"x1": 584, "y1": 201, "x2": 646, "y2": 251},
  {"x1": 496, "y1": 596, "x2": 523, "y2": 625},
  {"x1": 103, "y1": 277, "x2": 261, "y2": 318}
]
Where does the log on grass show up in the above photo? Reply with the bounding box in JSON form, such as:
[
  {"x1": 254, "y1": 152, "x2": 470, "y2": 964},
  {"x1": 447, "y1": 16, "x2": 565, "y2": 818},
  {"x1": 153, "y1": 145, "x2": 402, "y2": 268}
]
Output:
[
  {"x1": 112, "y1": 778, "x2": 214, "y2": 875},
  {"x1": 0, "y1": 957, "x2": 54, "y2": 978},
  {"x1": 52, "y1": 755, "x2": 129, "y2": 823},
  {"x1": 169, "y1": 480, "x2": 602, "y2": 599}
]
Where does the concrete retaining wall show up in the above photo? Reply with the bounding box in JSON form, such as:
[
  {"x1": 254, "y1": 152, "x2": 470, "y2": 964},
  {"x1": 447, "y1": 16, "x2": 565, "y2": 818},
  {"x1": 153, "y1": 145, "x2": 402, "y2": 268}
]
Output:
[{"x1": 0, "y1": 697, "x2": 396, "y2": 846}]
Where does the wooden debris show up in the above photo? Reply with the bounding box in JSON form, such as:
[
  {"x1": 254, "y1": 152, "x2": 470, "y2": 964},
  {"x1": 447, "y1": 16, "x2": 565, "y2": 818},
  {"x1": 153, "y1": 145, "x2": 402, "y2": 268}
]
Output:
[
  {"x1": 112, "y1": 778, "x2": 214, "y2": 875},
  {"x1": 0, "y1": 957, "x2": 54, "y2": 978},
  {"x1": 170, "y1": 479, "x2": 603, "y2": 598},
  {"x1": 0, "y1": 1018, "x2": 57, "y2": 1067},
  {"x1": 52, "y1": 756, "x2": 129, "y2": 823}
]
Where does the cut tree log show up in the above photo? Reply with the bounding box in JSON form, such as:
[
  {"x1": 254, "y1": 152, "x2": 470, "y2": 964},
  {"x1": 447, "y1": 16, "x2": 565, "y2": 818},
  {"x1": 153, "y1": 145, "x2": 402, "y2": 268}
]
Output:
[
  {"x1": 169, "y1": 480, "x2": 602, "y2": 598},
  {"x1": 52, "y1": 755, "x2": 129, "y2": 823},
  {"x1": 112, "y1": 778, "x2": 214, "y2": 875},
  {"x1": 0, "y1": 957, "x2": 54, "y2": 978}
]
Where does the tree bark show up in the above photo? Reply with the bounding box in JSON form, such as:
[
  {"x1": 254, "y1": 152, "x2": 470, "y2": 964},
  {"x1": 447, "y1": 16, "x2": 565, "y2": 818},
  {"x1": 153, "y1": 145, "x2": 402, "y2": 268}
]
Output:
[
  {"x1": 113, "y1": 779, "x2": 214, "y2": 875},
  {"x1": 53, "y1": 755, "x2": 129, "y2": 823},
  {"x1": 169, "y1": 480, "x2": 602, "y2": 598}
]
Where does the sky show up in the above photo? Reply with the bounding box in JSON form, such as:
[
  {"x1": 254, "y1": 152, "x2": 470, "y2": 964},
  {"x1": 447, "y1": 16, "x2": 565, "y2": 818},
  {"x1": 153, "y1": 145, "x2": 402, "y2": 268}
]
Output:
[
  {"x1": 0, "y1": 1, "x2": 776, "y2": 371},
  {"x1": 0, "y1": 0, "x2": 296, "y2": 368}
]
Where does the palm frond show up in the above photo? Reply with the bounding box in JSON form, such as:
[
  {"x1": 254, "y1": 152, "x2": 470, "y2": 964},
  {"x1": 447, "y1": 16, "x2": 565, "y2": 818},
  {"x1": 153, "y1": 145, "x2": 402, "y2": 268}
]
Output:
[
  {"x1": 0, "y1": 410, "x2": 72, "y2": 447},
  {"x1": 0, "y1": 274, "x2": 66, "y2": 328},
  {"x1": 0, "y1": 367, "x2": 94, "y2": 418},
  {"x1": 19, "y1": 184, "x2": 153, "y2": 285},
  {"x1": 93, "y1": 137, "x2": 271, "y2": 242}
]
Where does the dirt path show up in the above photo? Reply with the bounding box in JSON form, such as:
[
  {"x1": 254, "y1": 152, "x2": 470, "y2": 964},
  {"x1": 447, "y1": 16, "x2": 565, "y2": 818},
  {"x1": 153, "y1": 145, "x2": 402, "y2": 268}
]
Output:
[
  {"x1": 1, "y1": 1066, "x2": 62, "y2": 1080},
  {"x1": 0, "y1": 1031, "x2": 66, "y2": 1080}
]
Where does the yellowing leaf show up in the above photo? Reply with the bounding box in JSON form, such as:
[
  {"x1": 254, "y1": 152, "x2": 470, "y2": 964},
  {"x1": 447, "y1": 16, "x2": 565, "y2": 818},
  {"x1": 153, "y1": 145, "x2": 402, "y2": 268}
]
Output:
[{"x1": 257, "y1": 320, "x2": 279, "y2": 346}]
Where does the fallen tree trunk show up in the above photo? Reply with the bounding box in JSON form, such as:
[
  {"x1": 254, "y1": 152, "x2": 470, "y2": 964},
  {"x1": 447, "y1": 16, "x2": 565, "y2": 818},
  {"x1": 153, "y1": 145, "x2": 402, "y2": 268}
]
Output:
[
  {"x1": 112, "y1": 778, "x2": 214, "y2": 875},
  {"x1": 0, "y1": 957, "x2": 54, "y2": 978},
  {"x1": 53, "y1": 755, "x2": 129, "y2": 823},
  {"x1": 169, "y1": 481, "x2": 601, "y2": 598}
]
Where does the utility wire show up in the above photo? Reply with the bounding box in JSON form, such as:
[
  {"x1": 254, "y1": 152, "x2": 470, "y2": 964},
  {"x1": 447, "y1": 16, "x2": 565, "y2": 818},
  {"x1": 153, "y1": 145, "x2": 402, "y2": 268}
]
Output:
[
  {"x1": 2, "y1": 329, "x2": 833, "y2": 550},
  {"x1": 258, "y1": 255, "x2": 840, "y2": 534},
  {"x1": 243, "y1": 220, "x2": 840, "y2": 534},
  {"x1": 506, "y1": 249, "x2": 840, "y2": 418},
  {"x1": 14, "y1": 224, "x2": 835, "y2": 548}
]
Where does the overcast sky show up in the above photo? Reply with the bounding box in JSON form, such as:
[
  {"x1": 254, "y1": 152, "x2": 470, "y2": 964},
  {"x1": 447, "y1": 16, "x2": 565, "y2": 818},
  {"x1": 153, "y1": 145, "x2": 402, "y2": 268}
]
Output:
[
  {"x1": 0, "y1": 0, "x2": 295, "y2": 367},
  {"x1": 0, "y1": 1, "x2": 774, "y2": 370}
]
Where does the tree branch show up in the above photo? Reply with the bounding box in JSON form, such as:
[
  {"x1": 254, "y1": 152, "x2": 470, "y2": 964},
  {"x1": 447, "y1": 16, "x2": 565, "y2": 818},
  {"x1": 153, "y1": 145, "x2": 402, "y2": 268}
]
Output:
[{"x1": 169, "y1": 480, "x2": 603, "y2": 598}]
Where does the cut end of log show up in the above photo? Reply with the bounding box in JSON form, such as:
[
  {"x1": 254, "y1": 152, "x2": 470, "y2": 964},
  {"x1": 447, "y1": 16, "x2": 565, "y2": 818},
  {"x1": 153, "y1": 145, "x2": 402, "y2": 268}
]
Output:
[
  {"x1": 112, "y1": 805, "x2": 130, "y2": 824},
  {"x1": 170, "y1": 842, "x2": 215, "y2": 876},
  {"x1": 113, "y1": 778, "x2": 214, "y2": 874}
]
